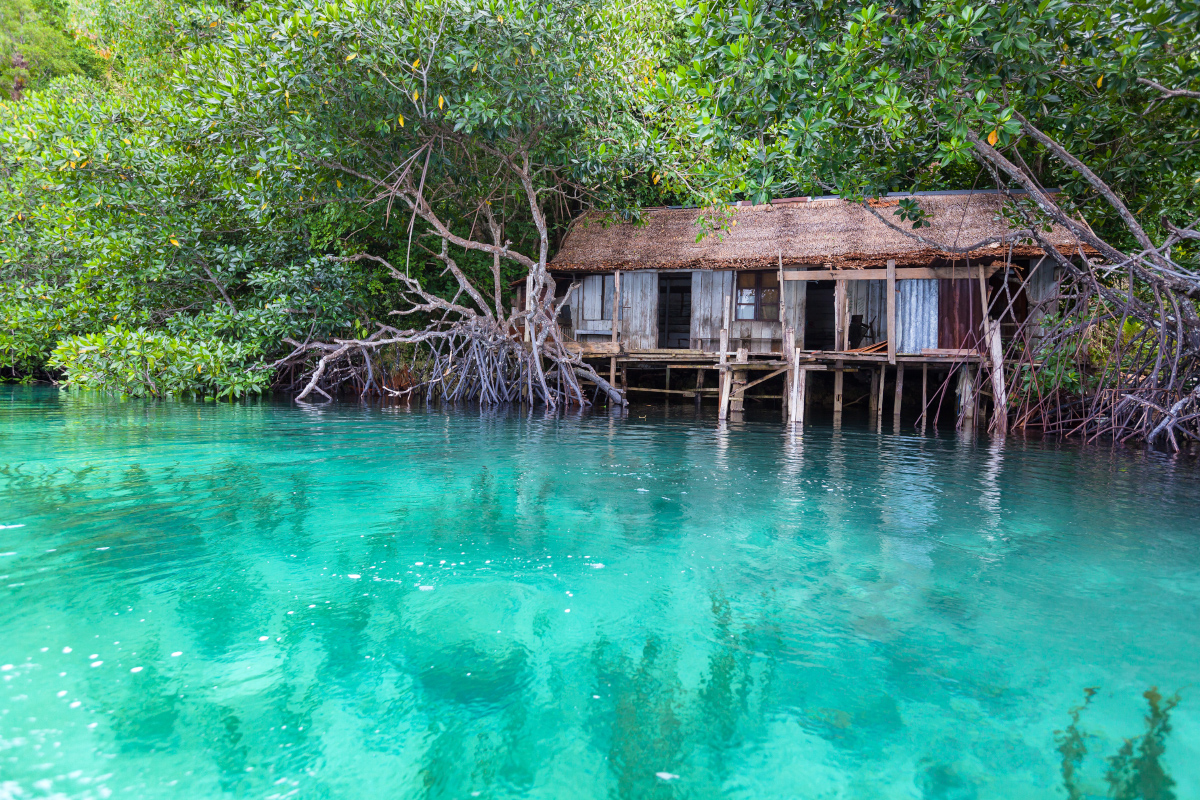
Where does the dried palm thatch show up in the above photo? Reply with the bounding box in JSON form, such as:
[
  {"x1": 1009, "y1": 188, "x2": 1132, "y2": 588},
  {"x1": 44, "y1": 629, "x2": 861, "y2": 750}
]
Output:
[{"x1": 551, "y1": 192, "x2": 1086, "y2": 272}]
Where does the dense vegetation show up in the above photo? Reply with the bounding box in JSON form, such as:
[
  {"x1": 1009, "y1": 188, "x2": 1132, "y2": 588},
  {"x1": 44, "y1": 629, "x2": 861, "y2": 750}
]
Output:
[{"x1": 2, "y1": 0, "x2": 1198, "y2": 439}]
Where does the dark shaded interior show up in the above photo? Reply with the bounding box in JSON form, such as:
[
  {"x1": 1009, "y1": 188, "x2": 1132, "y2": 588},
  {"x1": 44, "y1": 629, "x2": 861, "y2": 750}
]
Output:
[{"x1": 658, "y1": 275, "x2": 692, "y2": 348}]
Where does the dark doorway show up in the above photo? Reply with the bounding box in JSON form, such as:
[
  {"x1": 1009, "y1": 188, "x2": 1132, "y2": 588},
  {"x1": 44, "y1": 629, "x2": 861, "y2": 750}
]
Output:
[
  {"x1": 658, "y1": 274, "x2": 692, "y2": 348},
  {"x1": 804, "y1": 281, "x2": 836, "y2": 351}
]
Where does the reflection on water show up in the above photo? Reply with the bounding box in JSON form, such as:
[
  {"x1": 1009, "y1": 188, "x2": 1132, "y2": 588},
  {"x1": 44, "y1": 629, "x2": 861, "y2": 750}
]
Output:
[{"x1": 1, "y1": 387, "x2": 1198, "y2": 799}]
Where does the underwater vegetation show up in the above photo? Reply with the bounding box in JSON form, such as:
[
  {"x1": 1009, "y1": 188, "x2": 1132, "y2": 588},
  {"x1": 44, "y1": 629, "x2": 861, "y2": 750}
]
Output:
[{"x1": 1058, "y1": 687, "x2": 1180, "y2": 800}]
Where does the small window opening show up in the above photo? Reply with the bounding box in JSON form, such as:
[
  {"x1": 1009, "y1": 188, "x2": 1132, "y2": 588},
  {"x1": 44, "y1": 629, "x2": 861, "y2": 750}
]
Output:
[{"x1": 735, "y1": 272, "x2": 780, "y2": 321}]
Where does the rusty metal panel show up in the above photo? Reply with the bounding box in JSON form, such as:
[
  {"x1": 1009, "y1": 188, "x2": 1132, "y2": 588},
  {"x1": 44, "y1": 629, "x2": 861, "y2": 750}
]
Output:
[
  {"x1": 896, "y1": 279, "x2": 939, "y2": 354},
  {"x1": 938, "y1": 278, "x2": 984, "y2": 350}
]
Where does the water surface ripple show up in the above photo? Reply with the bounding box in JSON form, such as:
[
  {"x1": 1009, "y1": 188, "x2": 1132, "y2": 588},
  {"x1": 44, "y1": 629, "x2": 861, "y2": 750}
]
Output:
[{"x1": 1, "y1": 387, "x2": 1198, "y2": 799}]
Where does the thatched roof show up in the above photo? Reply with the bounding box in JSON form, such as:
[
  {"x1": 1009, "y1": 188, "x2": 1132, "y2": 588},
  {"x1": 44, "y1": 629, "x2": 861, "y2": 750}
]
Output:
[{"x1": 551, "y1": 192, "x2": 1086, "y2": 272}]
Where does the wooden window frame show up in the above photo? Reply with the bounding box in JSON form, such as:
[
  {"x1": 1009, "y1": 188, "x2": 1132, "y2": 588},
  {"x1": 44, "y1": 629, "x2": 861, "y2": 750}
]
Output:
[{"x1": 735, "y1": 271, "x2": 780, "y2": 321}]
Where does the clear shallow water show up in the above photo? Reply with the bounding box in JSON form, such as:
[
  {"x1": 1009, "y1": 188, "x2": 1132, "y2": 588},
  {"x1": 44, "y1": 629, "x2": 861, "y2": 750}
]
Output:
[{"x1": 1, "y1": 387, "x2": 1198, "y2": 800}]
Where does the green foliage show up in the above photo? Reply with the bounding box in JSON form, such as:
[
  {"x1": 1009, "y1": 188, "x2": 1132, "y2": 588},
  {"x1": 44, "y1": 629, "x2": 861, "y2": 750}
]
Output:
[
  {"x1": 654, "y1": 0, "x2": 1200, "y2": 268},
  {"x1": 0, "y1": 76, "x2": 362, "y2": 393},
  {"x1": 48, "y1": 325, "x2": 269, "y2": 398},
  {"x1": 0, "y1": 0, "x2": 106, "y2": 99}
]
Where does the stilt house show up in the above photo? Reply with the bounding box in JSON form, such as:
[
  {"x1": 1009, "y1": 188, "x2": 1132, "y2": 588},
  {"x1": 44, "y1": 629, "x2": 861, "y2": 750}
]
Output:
[{"x1": 545, "y1": 191, "x2": 1083, "y2": 421}]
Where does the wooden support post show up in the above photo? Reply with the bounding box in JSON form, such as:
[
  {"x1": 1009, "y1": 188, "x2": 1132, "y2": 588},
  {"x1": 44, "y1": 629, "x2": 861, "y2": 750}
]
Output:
[
  {"x1": 695, "y1": 368, "x2": 704, "y2": 410},
  {"x1": 665, "y1": 365, "x2": 671, "y2": 409},
  {"x1": 886, "y1": 259, "x2": 897, "y2": 364},
  {"x1": 833, "y1": 358, "x2": 844, "y2": 424},
  {"x1": 782, "y1": 328, "x2": 794, "y2": 422},
  {"x1": 920, "y1": 363, "x2": 928, "y2": 433},
  {"x1": 731, "y1": 347, "x2": 748, "y2": 414},
  {"x1": 731, "y1": 369, "x2": 748, "y2": 413},
  {"x1": 869, "y1": 367, "x2": 880, "y2": 420},
  {"x1": 793, "y1": 368, "x2": 807, "y2": 426},
  {"x1": 876, "y1": 365, "x2": 886, "y2": 431},
  {"x1": 958, "y1": 365, "x2": 976, "y2": 426},
  {"x1": 834, "y1": 280, "x2": 847, "y2": 351},
  {"x1": 608, "y1": 271, "x2": 621, "y2": 394},
  {"x1": 718, "y1": 327, "x2": 731, "y2": 421},
  {"x1": 893, "y1": 363, "x2": 905, "y2": 432}
]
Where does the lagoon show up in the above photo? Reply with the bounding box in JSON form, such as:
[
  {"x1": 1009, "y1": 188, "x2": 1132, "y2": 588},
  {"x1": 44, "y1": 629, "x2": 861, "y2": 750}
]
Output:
[{"x1": 1, "y1": 387, "x2": 1198, "y2": 799}]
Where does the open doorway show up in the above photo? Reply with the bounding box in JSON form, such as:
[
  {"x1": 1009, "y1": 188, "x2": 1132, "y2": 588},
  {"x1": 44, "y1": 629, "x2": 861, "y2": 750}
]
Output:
[
  {"x1": 804, "y1": 281, "x2": 836, "y2": 351},
  {"x1": 658, "y1": 274, "x2": 692, "y2": 348}
]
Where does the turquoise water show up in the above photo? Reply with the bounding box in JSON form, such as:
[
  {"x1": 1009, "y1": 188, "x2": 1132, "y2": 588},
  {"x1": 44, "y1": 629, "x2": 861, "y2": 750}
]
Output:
[{"x1": 1, "y1": 387, "x2": 1198, "y2": 800}]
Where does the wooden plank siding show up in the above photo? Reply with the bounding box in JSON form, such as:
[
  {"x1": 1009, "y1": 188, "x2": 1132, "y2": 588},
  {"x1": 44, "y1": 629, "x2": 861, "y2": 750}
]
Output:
[
  {"x1": 576, "y1": 274, "x2": 611, "y2": 342},
  {"x1": 783, "y1": 280, "x2": 806, "y2": 349},
  {"x1": 620, "y1": 270, "x2": 659, "y2": 349},
  {"x1": 689, "y1": 270, "x2": 732, "y2": 350}
]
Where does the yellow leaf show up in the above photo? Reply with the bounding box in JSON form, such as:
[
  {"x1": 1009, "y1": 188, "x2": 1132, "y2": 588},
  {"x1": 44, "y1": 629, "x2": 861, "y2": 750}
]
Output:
[
  {"x1": 112, "y1": 314, "x2": 118, "y2": 320},
  {"x1": 398, "y1": 113, "x2": 405, "y2": 127},
  {"x1": 336, "y1": 179, "x2": 342, "y2": 188},
  {"x1": 345, "y1": 53, "x2": 357, "y2": 62},
  {"x1": 412, "y1": 58, "x2": 420, "y2": 69},
  {"x1": 498, "y1": 14, "x2": 503, "y2": 22},
  {"x1": 170, "y1": 237, "x2": 180, "y2": 246},
  {"x1": 209, "y1": 20, "x2": 218, "y2": 27},
  {"x1": 653, "y1": 173, "x2": 660, "y2": 184},
  {"x1": 261, "y1": 202, "x2": 267, "y2": 209},
  {"x1": 438, "y1": 95, "x2": 444, "y2": 110},
  {"x1": 1096, "y1": 74, "x2": 1103, "y2": 88},
  {"x1": 987, "y1": 129, "x2": 999, "y2": 146},
  {"x1": 531, "y1": 46, "x2": 536, "y2": 56},
  {"x1": 472, "y1": 63, "x2": 477, "y2": 73},
  {"x1": 123, "y1": 138, "x2": 131, "y2": 145},
  {"x1": 413, "y1": 90, "x2": 419, "y2": 101},
  {"x1": 256, "y1": 169, "x2": 261, "y2": 177},
  {"x1": 198, "y1": 365, "x2": 203, "y2": 373}
]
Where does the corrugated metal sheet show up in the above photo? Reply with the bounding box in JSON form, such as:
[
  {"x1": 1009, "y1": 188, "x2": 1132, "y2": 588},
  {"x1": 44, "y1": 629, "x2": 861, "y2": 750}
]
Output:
[{"x1": 896, "y1": 279, "x2": 939, "y2": 354}]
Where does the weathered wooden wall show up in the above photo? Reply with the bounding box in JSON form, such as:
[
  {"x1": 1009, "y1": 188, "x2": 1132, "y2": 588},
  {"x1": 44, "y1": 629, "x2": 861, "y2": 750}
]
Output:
[
  {"x1": 784, "y1": 280, "x2": 805, "y2": 349},
  {"x1": 574, "y1": 274, "x2": 612, "y2": 342},
  {"x1": 1025, "y1": 258, "x2": 1057, "y2": 340},
  {"x1": 689, "y1": 270, "x2": 733, "y2": 350},
  {"x1": 620, "y1": 271, "x2": 659, "y2": 349}
]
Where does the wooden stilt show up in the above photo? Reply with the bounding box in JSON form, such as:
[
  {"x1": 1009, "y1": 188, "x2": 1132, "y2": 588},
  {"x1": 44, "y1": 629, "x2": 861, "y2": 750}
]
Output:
[
  {"x1": 718, "y1": 327, "x2": 731, "y2": 421},
  {"x1": 731, "y1": 347, "x2": 748, "y2": 414},
  {"x1": 920, "y1": 363, "x2": 928, "y2": 433},
  {"x1": 782, "y1": 328, "x2": 794, "y2": 423},
  {"x1": 876, "y1": 365, "x2": 886, "y2": 431},
  {"x1": 665, "y1": 365, "x2": 670, "y2": 409},
  {"x1": 958, "y1": 365, "x2": 976, "y2": 427},
  {"x1": 893, "y1": 363, "x2": 905, "y2": 432},
  {"x1": 869, "y1": 367, "x2": 880, "y2": 420},
  {"x1": 794, "y1": 368, "x2": 807, "y2": 426},
  {"x1": 695, "y1": 368, "x2": 704, "y2": 410},
  {"x1": 833, "y1": 359, "x2": 844, "y2": 426}
]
